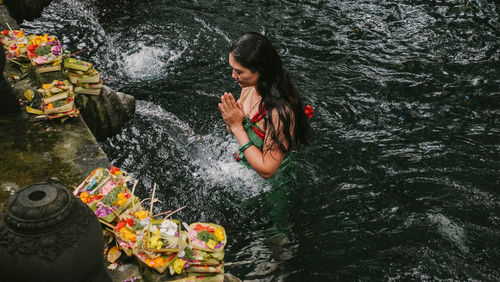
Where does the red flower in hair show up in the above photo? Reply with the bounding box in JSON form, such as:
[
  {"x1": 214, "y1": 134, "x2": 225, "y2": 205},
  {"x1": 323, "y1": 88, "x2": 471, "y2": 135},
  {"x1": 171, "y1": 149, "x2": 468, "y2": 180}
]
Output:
[{"x1": 304, "y1": 105, "x2": 313, "y2": 118}]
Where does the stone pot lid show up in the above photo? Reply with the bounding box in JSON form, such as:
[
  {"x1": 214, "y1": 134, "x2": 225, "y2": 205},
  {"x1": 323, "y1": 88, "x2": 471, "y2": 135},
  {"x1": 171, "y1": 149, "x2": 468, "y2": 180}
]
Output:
[{"x1": 3, "y1": 183, "x2": 73, "y2": 233}]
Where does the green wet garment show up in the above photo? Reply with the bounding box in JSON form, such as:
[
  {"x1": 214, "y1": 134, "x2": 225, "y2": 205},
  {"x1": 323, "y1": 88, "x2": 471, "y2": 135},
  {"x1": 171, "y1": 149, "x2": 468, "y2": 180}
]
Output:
[{"x1": 238, "y1": 116, "x2": 295, "y2": 180}]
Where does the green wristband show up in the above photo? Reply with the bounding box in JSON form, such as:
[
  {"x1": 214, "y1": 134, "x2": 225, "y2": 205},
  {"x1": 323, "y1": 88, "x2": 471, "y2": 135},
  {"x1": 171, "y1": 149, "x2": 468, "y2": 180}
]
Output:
[{"x1": 238, "y1": 141, "x2": 253, "y2": 152}]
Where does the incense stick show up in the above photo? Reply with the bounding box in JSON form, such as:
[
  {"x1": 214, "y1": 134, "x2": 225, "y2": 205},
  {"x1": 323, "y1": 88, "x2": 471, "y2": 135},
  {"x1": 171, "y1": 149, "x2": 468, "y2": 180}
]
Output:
[
  {"x1": 164, "y1": 206, "x2": 186, "y2": 219},
  {"x1": 70, "y1": 48, "x2": 86, "y2": 57},
  {"x1": 149, "y1": 183, "x2": 157, "y2": 215},
  {"x1": 152, "y1": 210, "x2": 172, "y2": 218},
  {"x1": 63, "y1": 48, "x2": 87, "y2": 59}
]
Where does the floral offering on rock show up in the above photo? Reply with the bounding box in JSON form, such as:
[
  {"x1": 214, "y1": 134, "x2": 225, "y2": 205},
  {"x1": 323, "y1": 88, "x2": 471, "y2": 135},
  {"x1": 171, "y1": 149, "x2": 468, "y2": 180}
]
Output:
[
  {"x1": 1, "y1": 29, "x2": 29, "y2": 61},
  {"x1": 145, "y1": 218, "x2": 182, "y2": 253},
  {"x1": 74, "y1": 167, "x2": 228, "y2": 277},
  {"x1": 27, "y1": 34, "x2": 62, "y2": 65},
  {"x1": 64, "y1": 57, "x2": 103, "y2": 95},
  {"x1": 187, "y1": 223, "x2": 226, "y2": 252},
  {"x1": 74, "y1": 166, "x2": 133, "y2": 223},
  {"x1": 31, "y1": 79, "x2": 80, "y2": 120}
]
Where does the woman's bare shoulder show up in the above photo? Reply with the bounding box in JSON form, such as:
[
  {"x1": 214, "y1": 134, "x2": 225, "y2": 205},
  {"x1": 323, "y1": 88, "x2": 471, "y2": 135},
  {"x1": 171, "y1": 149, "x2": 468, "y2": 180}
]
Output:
[{"x1": 237, "y1": 87, "x2": 251, "y2": 102}]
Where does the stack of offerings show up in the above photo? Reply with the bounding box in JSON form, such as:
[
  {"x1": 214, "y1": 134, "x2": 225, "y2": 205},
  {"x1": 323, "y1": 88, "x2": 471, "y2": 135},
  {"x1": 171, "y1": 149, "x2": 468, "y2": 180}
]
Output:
[
  {"x1": 64, "y1": 57, "x2": 103, "y2": 95},
  {"x1": 27, "y1": 34, "x2": 63, "y2": 73},
  {"x1": 74, "y1": 167, "x2": 227, "y2": 281},
  {"x1": 183, "y1": 222, "x2": 226, "y2": 277},
  {"x1": 35, "y1": 80, "x2": 80, "y2": 119},
  {"x1": 1, "y1": 29, "x2": 29, "y2": 61}
]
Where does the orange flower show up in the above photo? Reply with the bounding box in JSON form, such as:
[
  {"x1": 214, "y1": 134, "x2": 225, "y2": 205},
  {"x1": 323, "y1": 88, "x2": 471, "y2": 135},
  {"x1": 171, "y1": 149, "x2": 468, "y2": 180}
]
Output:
[
  {"x1": 146, "y1": 256, "x2": 170, "y2": 267},
  {"x1": 79, "y1": 191, "x2": 90, "y2": 203}
]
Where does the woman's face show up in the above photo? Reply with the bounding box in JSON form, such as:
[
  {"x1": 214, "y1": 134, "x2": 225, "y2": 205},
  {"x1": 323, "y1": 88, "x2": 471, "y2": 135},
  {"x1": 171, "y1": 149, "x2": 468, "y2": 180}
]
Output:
[{"x1": 229, "y1": 52, "x2": 260, "y2": 88}]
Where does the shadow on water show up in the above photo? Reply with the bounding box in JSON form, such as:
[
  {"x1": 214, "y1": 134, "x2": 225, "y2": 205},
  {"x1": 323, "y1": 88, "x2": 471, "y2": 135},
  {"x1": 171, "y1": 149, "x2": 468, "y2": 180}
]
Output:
[{"x1": 21, "y1": 0, "x2": 500, "y2": 280}]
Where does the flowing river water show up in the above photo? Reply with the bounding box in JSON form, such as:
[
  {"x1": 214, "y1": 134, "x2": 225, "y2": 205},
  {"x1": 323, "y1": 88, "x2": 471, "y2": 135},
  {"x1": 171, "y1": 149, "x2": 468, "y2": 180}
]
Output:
[{"x1": 21, "y1": 0, "x2": 499, "y2": 280}]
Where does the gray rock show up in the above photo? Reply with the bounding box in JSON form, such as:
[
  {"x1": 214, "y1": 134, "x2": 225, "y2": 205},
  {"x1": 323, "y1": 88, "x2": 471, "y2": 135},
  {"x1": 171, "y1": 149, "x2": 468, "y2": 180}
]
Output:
[
  {"x1": 76, "y1": 85, "x2": 135, "y2": 141},
  {"x1": 0, "y1": 52, "x2": 19, "y2": 115},
  {"x1": 3, "y1": 0, "x2": 53, "y2": 23},
  {"x1": 0, "y1": 4, "x2": 18, "y2": 30}
]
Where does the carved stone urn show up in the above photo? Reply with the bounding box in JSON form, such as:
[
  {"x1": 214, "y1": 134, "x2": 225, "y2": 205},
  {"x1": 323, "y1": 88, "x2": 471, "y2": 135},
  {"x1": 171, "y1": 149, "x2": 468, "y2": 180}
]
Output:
[{"x1": 0, "y1": 183, "x2": 111, "y2": 282}]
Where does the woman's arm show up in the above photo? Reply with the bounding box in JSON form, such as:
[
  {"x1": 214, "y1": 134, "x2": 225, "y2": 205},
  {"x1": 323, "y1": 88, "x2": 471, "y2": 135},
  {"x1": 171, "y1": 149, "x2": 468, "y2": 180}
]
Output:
[
  {"x1": 231, "y1": 124, "x2": 285, "y2": 178},
  {"x1": 219, "y1": 93, "x2": 288, "y2": 178}
]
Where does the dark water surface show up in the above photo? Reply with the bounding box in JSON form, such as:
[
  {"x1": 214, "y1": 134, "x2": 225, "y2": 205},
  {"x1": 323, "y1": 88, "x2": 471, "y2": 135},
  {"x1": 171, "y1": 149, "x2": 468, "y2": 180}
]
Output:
[{"x1": 22, "y1": 0, "x2": 499, "y2": 280}]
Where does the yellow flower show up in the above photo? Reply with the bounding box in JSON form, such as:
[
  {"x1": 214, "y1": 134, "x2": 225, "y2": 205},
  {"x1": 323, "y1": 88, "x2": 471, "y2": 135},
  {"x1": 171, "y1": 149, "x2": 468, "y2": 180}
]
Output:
[
  {"x1": 42, "y1": 84, "x2": 53, "y2": 90},
  {"x1": 120, "y1": 227, "x2": 136, "y2": 242},
  {"x1": 172, "y1": 259, "x2": 187, "y2": 274},
  {"x1": 148, "y1": 230, "x2": 163, "y2": 250},
  {"x1": 134, "y1": 210, "x2": 148, "y2": 220},
  {"x1": 214, "y1": 228, "x2": 225, "y2": 242},
  {"x1": 116, "y1": 192, "x2": 128, "y2": 206},
  {"x1": 206, "y1": 239, "x2": 216, "y2": 249}
]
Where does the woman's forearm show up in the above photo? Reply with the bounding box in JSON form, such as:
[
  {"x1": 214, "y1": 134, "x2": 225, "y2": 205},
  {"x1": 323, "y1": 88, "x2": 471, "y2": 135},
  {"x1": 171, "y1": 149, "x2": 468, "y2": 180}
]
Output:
[{"x1": 231, "y1": 126, "x2": 281, "y2": 178}]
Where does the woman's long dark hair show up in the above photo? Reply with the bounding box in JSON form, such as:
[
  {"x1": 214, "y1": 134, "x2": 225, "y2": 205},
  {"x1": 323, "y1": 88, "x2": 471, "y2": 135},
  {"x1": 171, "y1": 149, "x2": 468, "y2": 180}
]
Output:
[{"x1": 229, "y1": 32, "x2": 313, "y2": 153}]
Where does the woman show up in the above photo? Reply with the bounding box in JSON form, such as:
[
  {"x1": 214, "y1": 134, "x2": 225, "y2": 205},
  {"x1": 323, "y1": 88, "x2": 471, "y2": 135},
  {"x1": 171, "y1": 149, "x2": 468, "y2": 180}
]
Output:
[{"x1": 218, "y1": 32, "x2": 313, "y2": 179}]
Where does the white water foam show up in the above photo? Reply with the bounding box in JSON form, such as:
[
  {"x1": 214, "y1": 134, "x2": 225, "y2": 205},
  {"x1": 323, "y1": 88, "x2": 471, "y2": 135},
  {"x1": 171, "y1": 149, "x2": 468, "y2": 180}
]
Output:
[
  {"x1": 121, "y1": 41, "x2": 186, "y2": 81},
  {"x1": 135, "y1": 100, "x2": 268, "y2": 198}
]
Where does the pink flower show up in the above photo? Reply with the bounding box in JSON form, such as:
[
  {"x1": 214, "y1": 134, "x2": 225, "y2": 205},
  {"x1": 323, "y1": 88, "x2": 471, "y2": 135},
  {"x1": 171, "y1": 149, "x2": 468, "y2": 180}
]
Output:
[{"x1": 100, "y1": 180, "x2": 116, "y2": 195}]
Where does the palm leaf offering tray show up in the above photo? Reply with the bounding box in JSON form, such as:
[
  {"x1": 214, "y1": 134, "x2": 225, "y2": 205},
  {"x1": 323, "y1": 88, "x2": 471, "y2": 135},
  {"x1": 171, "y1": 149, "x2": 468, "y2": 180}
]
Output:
[
  {"x1": 31, "y1": 80, "x2": 80, "y2": 120},
  {"x1": 75, "y1": 167, "x2": 228, "y2": 277},
  {"x1": 186, "y1": 223, "x2": 227, "y2": 252},
  {"x1": 75, "y1": 166, "x2": 133, "y2": 223},
  {"x1": 26, "y1": 34, "x2": 63, "y2": 73},
  {"x1": 63, "y1": 57, "x2": 103, "y2": 95},
  {"x1": 1, "y1": 29, "x2": 29, "y2": 61}
]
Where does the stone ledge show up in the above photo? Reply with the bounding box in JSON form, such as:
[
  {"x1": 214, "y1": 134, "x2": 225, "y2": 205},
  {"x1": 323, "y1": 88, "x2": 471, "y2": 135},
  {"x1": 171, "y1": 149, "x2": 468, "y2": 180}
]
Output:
[{"x1": 0, "y1": 4, "x2": 134, "y2": 205}]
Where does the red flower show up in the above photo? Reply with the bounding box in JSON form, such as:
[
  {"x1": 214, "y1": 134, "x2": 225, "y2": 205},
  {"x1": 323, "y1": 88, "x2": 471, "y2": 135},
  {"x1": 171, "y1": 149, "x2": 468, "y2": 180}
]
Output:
[
  {"x1": 126, "y1": 218, "x2": 134, "y2": 226},
  {"x1": 194, "y1": 224, "x2": 205, "y2": 232},
  {"x1": 115, "y1": 221, "x2": 127, "y2": 232},
  {"x1": 193, "y1": 224, "x2": 214, "y2": 233},
  {"x1": 304, "y1": 105, "x2": 314, "y2": 118},
  {"x1": 110, "y1": 166, "x2": 121, "y2": 175},
  {"x1": 2, "y1": 30, "x2": 9, "y2": 36}
]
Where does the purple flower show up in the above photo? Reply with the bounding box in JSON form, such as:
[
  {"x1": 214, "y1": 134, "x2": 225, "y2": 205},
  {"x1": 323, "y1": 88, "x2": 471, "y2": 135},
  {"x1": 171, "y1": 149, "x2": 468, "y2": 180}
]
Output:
[
  {"x1": 51, "y1": 44, "x2": 61, "y2": 56},
  {"x1": 95, "y1": 205, "x2": 113, "y2": 218}
]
